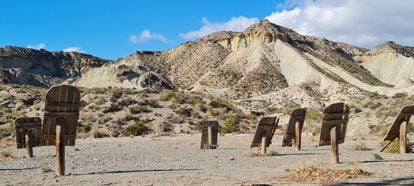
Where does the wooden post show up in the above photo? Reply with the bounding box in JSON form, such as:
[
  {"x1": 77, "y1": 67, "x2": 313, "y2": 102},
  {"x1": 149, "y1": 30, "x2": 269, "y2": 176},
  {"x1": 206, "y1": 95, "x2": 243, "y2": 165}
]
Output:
[
  {"x1": 261, "y1": 136, "x2": 267, "y2": 155},
  {"x1": 294, "y1": 121, "x2": 301, "y2": 151},
  {"x1": 330, "y1": 126, "x2": 339, "y2": 164},
  {"x1": 207, "y1": 126, "x2": 212, "y2": 149},
  {"x1": 55, "y1": 120, "x2": 65, "y2": 176},
  {"x1": 24, "y1": 130, "x2": 33, "y2": 158},
  {"x1": 399, "y1": 121, "x2": 407, "y2": 154}
]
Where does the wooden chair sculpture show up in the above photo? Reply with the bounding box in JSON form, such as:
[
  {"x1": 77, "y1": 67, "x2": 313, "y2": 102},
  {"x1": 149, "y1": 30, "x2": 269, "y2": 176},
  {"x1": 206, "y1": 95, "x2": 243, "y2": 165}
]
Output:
[
  {"x1": 381, "y1": 105, "x2": 414, "y2": 154},
  {"x1": 200, "y1": 120, "x2": 219, "y2": 149},
  {"x1": 250, "y1": 116, "x2": 279, "y2": 155},
  {"x1": 319, "y1": 102, "x2": 349, "y2": 164},
  {"x1": 41, "y1": 85, "x2": 81, "y2": 176},
  {"x1": 282, "y1": 108, "x2": 306, "y2": 151},
  {"x1": 15, "y1": 117, "x2": 42, "y2": 158}
]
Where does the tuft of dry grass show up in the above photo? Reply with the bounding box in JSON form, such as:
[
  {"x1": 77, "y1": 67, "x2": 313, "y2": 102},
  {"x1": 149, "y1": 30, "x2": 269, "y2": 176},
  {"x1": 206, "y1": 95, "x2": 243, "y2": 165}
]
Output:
[
  {"x1": 248, "y1": 150, "x2": 279, "y2": 157},
  {"x1": 380, "y1": 140, "x2": 413, "y2": 153},
  {"x1": 0, "y1": 151, "x2": 16, "y2": 160},
  {"x1": 284, "y1": 164, "x2": 372, "y2": 183},
  {"x1": 353, "y1": 142, "x2": 370, "y2": 151},
  {"x1": 89, "y1": 127, "x2": 109, "y2": 138}
]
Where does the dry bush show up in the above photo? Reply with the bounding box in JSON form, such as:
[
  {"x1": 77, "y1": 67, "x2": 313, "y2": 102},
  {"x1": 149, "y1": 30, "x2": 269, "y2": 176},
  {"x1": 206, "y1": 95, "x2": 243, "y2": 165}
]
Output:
[
  {"x1": 139, "y1": 99, "x2": 162, "y2": 108},
  {"x1": 284, "y1": 164, "x2": 372, "y2": 183},
  {"x1": 0, "y1": 151, "x2": 16, "y2": 160},
  {"x1": 368, "y1": 124, "x2": 388, "y2": 136},
  {"x1": 0, "y1": 125, "x2": 14, "y2": 140},
  {"x1": 93, "y1": 96, "x2": 106, "y2": 105},
  {"x1": 89, "y1": 127, "x2": 109, "y2": 138},
  {"x1": 248, "y1": 150, "x2": 279, "y2": 157},
  {"x1": 123, "y1": 120, "x2": 151, "y2": 136},
  {"x1": 102, "y1": 103, "x2": 122, "y2": 113},
  {"x1": 353, "y1": 142, "x2": 370, "y2": 151},
  {"x1": 219, "y1": 114, "x2": 240, "y2": 134},
  {"x1": 380, "y1": 140, "x2": 413, "y2": 153},
  {"x1": 129, "y1": 106, "x2": 151, "y2": 114},
  {"x1": 306, "y1": 110, "x2": 322, "y2": 122}
]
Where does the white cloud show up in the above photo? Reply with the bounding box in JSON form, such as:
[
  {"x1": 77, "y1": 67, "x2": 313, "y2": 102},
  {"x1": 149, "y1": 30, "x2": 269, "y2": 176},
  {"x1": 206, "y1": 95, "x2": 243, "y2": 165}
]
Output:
[
  {"x1": 265, "y1": 0, "x2": 414, "y2": 48},
  {"x1": 27, "y1": 43, "x2": 46, "y2": 50},
  {"x1": 63, "y1": 47, "x2": 86, "y2": 53},
  {"x1": 129, "y1": 29, "x2": 167, "y2": 43},
  {"x1": 179, "y1": 16, "x2": 259, "y2": 40}
]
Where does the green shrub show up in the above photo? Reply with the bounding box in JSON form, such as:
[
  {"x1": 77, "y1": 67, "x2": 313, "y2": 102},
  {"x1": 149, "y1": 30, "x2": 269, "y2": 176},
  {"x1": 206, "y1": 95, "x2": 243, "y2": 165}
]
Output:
[
  {"x1": 380, "y1": 140, "x2": 412, "y2": 153},
  {"x1": 123, "y1": 120, "x2": 151, "y2": 136},
  {"x1": 220, "y1": 114, "x2": 240, "y2": 134},
  {"x1": 139, "y1": 99, "x2": 162, "y2": 108},
  {"x1": 307, "y1": 110, "x2": 322, "y2": 121},
  {"x1": 129, "y1": 106, "x2": 151, "y2": 114}
]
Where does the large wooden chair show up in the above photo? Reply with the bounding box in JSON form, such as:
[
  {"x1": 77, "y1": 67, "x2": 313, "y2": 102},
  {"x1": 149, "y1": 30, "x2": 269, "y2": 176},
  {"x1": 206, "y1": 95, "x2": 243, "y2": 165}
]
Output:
[
  {"x1": 250, "y1": 116, "x2": 279, "y2": 155},
  {"x1": 381, "y1": 105, "x2": 414, "y2": 154},
  {"x1": 319, "y1": 102, "x2": 350, "y2": 164},
  {"x1": 15, "y1": 117, "x2": 42, "y2": 158},
  {"x1": 282, "y1": 108, "x2": 306, "y2": 150},
  {"x1": 41, "y1": 85, "x2": 81, "y2": 176}
]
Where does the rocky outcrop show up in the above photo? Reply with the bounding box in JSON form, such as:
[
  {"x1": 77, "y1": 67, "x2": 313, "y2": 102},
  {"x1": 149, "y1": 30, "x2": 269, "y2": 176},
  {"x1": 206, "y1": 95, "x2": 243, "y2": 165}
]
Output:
[
  {"x1": 359, "y1": 41, "x2": 414, "y2": 86},
  {"x1": 0, "y1": 46, "x2": 111, "y2": 87}
]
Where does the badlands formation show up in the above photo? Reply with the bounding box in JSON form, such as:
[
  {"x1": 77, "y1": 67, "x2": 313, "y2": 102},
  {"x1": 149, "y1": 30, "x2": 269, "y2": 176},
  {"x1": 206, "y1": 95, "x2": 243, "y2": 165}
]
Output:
[{"x1": 1, "y1": 20, "x2": 414, "y2": 138}]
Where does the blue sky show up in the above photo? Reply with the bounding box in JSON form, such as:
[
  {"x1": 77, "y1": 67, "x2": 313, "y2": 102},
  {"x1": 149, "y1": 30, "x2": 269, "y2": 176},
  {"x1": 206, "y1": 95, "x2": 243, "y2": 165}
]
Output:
[
  {"x1": 0, "y1": 0, "x2": 286, "y2": 59},
  {"x1": 1, "y1": 0, "x2": 413, "y2": 59}
]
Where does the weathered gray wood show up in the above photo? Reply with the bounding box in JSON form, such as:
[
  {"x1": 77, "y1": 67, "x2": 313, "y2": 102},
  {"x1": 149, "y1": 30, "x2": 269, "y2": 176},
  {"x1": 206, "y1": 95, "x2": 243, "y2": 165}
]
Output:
[
  {"x1": 383, "y1": 105, "x2": 414, "y2": 141},
  {"x1": 42, "y1": 85, "x2": 80, "y2": 146},
  {"x1": 319, "y1": 102, "x2": 350, "y2": 146},
  {"x1": 55, "y1": 123, "x2": 65, "y2": 176},
  {"x1": 330, "y1": 126, "x2": 339, "y2": 164},
  {"x1": 24, "y1": 130, "x2": 33, "y2": 158},
  {"x1": 400, "y1": 121, "x2": 407, "y2": 154},
  {"x1": 251, "y1": 117, "x2": 279, "y2": 148},
  {"x1": 318, "y1": 102, "x2": 349, "y2": 164},
  {"x1": 200, "y1": 120, "x2": 219, "y2": 149},
  {"x1": 294, "y1": 121, "x2": 301, "y2": 151},
  {"x1": 261, "y1": 136, "x2": 267, "y2": 155},
  {"x1": 282, "y1": 108, "x2": 306, "y2": 148},
  {"x1": 15, "y1": 117, "x2": 42, "y2": 149},
  {"x1": 207, "y1": 127, "x2": 212, "y2": 147}
]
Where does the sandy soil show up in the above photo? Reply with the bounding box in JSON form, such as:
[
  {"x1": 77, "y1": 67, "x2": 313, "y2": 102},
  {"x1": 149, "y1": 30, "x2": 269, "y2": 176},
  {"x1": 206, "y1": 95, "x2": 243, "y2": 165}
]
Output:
[{"x1": 1, "y1": 134, "x2": 414, "y2": 185}]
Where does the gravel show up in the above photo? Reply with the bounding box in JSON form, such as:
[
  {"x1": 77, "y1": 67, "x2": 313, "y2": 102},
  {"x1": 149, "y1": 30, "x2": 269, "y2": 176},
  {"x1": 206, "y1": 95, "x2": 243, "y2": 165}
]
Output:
[{"x1": 1, "y1": 134, "x2": 413, "y2": 185}]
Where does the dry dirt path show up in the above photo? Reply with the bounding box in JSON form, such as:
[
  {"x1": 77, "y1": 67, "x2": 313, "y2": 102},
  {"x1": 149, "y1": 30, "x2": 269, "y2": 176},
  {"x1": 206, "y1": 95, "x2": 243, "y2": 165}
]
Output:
[{"x1": 1, "y1": 134, "x2": 414, "y2": 185}]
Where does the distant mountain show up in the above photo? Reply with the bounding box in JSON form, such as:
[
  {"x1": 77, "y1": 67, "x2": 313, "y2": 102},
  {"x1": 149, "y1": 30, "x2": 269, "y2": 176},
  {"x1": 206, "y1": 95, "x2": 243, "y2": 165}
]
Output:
[
  {"x1": 2, "y1": 20, "x2": 414, "y2": 98},
  {"x1": 358, "y1": 41, "x2": 414, "y2": 87},
  {"x1": 75, "y1": 20, "x2": 414, "y2": 98},
  {"x1": 0, "y1": 46, "x2": 111, "y2": 87}
]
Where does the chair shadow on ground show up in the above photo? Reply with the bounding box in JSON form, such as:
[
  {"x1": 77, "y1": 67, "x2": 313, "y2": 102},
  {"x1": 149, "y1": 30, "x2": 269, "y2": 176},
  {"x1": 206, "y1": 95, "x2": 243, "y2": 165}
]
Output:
[
  {"x1": 357, "y1": 159, "x2": 414, "y2": 164},
  {"x1": 0, "y1": 166, "x2": 40, "y2": 171},
  {"x1": 277, "y1": 152, "x2": 322, "y2": 156},
  {"x1": 73, "y1": 168, "x2": 202, "y2": 176},
  {"x1": 330, "y1": 176, "x2": 414, "y2": 185}
]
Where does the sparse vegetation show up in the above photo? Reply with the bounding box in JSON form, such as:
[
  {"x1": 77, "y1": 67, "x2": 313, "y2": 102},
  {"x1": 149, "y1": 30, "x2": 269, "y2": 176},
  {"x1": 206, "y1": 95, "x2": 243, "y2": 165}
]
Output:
[
  {"x1": 353, "y1": 142, "x2": 370, "y2": 151},
  {"x1": 284, "y1": 164, "x2": 372, "y2": 183},
  {"x1": 380, "y1": 140, "x2": 413, "y2": 153},
  {"x1": 219, "y1": 114, "x2": 240, "y2": 134},
  {"x1": 373, "y1": 153, "x2": 383, "y2": 160},
  {"x1": 89, "y1": 127, "x2": 109, "y2": 138},
  {"x1": 123, "y1": 120, "x2": 152, "y2": 136}
]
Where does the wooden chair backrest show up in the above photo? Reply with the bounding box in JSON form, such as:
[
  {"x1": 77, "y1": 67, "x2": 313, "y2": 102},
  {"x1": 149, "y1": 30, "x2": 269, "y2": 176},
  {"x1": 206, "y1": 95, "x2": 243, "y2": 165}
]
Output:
[
  {"x1": 41, "y1": 85, "x2": 80, "y2": 146},
  {"x1": 15, "y1": 117, "x2": 42, "y2": 149},
  {"x1": 383, "y1": 105, "x2": 414, "y2": 141},
  {"x1": 200, "y1": 120, "x2": 219, "y2": 149},
  {"x1": 282, "y1": 108, "x2": 306, "y2": 146},
  {"x1": 250, "y1": 116, "x2": 279, "y2": 148},
  {"x1": 319, "y1": 102, "x2": 350, "y2": 146}
]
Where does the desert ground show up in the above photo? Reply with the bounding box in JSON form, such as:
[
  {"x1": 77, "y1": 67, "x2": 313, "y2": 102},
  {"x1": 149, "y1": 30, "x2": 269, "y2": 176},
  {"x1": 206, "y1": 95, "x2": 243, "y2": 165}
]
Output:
[{"x1": 1, "y1": 134, "x2": 413, "y2": 185}]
